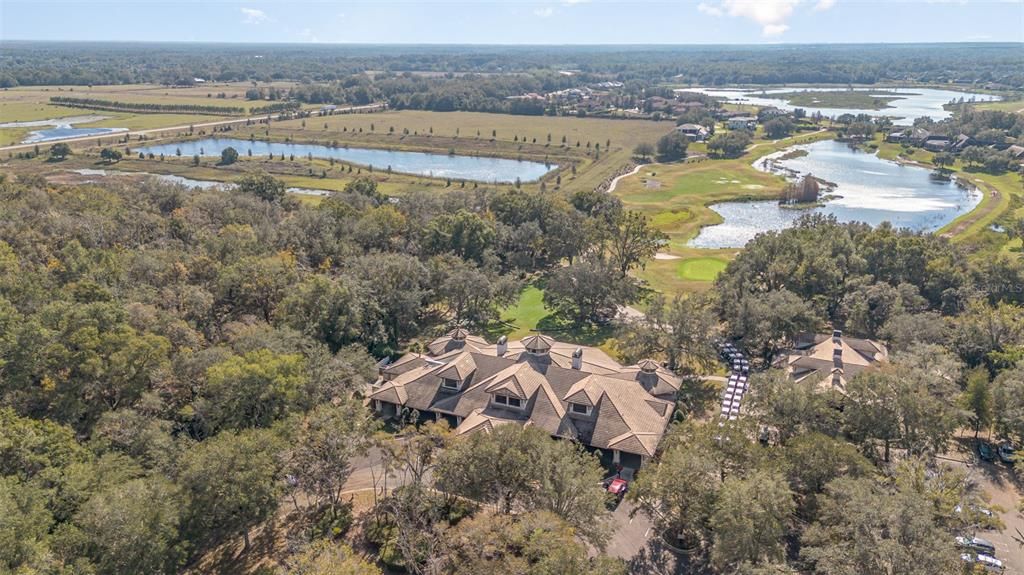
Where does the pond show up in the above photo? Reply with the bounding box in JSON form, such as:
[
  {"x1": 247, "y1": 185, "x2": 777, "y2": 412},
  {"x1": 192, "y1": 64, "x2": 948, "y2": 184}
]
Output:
[
  {"x1": 132, "y1": 138, "x2": 555, "y2": 183},
  {"x1": 677, "y1": 87, "x2": 998, "y2": 126},
  {"x1": 70, "y1": 169, "x2": 331, "y2": 196},
  {"x1": 688, "y1": 140, "x2": 981, "y2": 249},
  {"x1": 0, "y1": 115, "x2": 128, "y2": 143}
]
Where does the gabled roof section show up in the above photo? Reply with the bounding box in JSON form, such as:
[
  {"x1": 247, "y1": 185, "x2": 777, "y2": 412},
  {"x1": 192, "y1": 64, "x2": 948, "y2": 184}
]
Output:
[
  {"x1": 483, "y1": 363, "x2": 546, "y2": 399},
  {"x1": 436, "y1": 352, "x2": 477, "y2": 382},
  {"x1": 563, "y1": 375, "x2": 602, "y2": 406},
  {"x1": 456, "y1": 409, "x2": 526, "y2": 435},
  {"x1": 370, "y1": 381, "x2": 407, "y2": 405}
]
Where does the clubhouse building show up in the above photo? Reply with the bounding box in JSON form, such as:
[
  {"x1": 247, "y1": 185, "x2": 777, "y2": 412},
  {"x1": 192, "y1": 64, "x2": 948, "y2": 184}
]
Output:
[{"x1": 369, "y1": 329, "x2": 680, "y2": 468}]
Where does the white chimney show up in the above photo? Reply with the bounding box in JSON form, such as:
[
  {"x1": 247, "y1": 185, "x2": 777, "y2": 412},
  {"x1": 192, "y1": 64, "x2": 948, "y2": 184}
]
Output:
[
  {"x1": 832, "y1": 329, "x2": 842, "y2": 345},
  {"x1": 571, "y1": 348, "x2": 583, "y2": 370},
  {"x1": 497, "y1": 336, "x2": 507, "y2": 357}
]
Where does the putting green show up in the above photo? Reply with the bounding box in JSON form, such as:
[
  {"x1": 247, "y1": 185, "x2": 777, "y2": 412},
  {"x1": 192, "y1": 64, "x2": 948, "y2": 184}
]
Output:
[{"x1": 677, "y1": 257, "x2": 728, "y2": 281}]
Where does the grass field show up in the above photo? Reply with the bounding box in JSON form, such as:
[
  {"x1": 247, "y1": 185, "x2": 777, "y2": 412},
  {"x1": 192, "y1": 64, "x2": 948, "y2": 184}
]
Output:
[
  {"x1": 753, "y1": 90, "x2": 903, "y2": 110},
  {"x1": 971, "y1": 99, "x2": 1024, "y2": 114}
]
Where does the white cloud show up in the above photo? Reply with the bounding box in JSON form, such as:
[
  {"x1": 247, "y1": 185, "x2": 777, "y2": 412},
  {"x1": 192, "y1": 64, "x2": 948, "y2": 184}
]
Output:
[
  {"x1": 534, "y1": 6, "x2": 554, "y2": 17},
  {"x1": 762, "y1": 23, "x2": 790, "y2": 36},
  {"x1": 563, "y1": 0, "x2": 590, "y2": 4},
  {"x1": 297, "y1": 28, "x2": 319, "y2": 42},
  {"x1": 697, "y1": 2, "x2": 724, "y2": 16},
  {"x1": 240, "y1": 8, "x2": 269, "y2": 25},
  {"x1": 696, "y1": 0, "x2": 836, "y2": 37}
]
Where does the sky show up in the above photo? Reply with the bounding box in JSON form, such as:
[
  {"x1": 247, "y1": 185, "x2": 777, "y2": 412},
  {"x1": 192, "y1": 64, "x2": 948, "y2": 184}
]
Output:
[{"x1": 2, "y1": 0, "x2": 1022, "y2": 45}]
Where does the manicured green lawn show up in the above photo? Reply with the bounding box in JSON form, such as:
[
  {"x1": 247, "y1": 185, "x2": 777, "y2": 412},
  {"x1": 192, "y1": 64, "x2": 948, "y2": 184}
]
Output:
[
  {"x1": 492, "y1": 285, "x2": 619, "y2": 355},
  {"x1": 678, "y1": 257, "x2": 728, "y2": 281},
  {"x1": 499, "y1": 285, "x2": 549, "y2": 340}
]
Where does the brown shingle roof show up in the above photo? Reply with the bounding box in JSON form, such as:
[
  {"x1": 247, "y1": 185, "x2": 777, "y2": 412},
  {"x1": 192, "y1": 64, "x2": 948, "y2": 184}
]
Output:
[{"x1": 373, "y1": 332, "x2": 674, "y2": 458}]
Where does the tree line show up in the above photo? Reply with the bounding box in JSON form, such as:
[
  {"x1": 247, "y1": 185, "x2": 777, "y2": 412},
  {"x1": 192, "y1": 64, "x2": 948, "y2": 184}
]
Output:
[
  {"x1": 3, "y1": 42, "x2": 1020, "y2": 90},
  {"x1": 49, "y1": 96, "x2": 300, "y2": 116}
]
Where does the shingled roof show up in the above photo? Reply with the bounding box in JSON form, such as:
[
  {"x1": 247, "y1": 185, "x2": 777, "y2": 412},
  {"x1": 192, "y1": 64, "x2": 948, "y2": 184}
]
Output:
[
  {"x1": 779, "y1": 332, "x2": 888, "y2": 394},
  {"x1": 369, "y1": 333, "x2": 679, "y2": 458}
]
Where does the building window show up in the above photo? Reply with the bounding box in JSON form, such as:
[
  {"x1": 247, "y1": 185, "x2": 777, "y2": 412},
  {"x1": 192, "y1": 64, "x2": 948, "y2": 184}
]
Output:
[
  {"x1": 570, "y1": 403, "x2": 592, "y2": 415},
  {"x1": 493, "y1": 394, "x2": 522, "y2": 409},
  {"x1": 441, "y1": 378, "x2": 461, "y2": 390}
]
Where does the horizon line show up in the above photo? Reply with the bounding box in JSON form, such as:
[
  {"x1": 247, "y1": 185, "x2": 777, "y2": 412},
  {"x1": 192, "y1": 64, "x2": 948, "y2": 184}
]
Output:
[{"x1": 2, "y1": 39, "x2": 1022, "y2": 47}]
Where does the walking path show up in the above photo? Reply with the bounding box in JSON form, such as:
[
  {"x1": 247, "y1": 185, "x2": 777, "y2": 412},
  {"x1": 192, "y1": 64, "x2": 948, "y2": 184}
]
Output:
[{"x1": 606, "y1": 163, "x2": 644, "y2": 194}]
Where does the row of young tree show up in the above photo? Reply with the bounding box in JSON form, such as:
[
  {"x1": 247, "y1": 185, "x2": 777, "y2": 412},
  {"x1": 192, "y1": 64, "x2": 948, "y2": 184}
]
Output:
[{"x1": 49, "y1": 96, "x2": 300, "y2": 116}]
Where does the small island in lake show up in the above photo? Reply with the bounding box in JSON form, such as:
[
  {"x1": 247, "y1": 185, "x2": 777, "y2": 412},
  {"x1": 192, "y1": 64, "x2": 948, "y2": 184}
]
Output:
[{"x1": 780, "y1": 174, "x2": 833, "y2": 208}]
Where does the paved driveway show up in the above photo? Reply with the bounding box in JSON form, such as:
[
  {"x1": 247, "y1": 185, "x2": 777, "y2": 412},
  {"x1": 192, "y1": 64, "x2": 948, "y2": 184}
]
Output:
[
  {"x1": 945, "y1": 439, "x2": 1024, "y2": 574},
  {"x1": 601, "y1": 499, "x2": 683, "y2": 574}
]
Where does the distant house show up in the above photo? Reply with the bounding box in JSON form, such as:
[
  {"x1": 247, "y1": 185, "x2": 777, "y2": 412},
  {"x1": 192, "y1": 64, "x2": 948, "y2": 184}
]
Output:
[
  {"x1": 886, "y1": 129, "x2": 909, "y2": 144},
  {"x1": 368, "y1": 330, "x2": 680, "y2": 468},
  {"x1": 727, "y1": 116, "x2": 757, "y2": 131},
  {"x1": 922, "y1": 136, "x2": 951, "y2": 152},
  {"x1": 910, "y1": 127, "x2": 933, "y2": 145},
  {"x1": 949, "y1": 134, "x2": 974, "y2": 153},
  {"x1": 1006, "y1": 144, "x2": 1024, "y2": 161},
  {"x1": 775, "y1": 331, "x2": 888, "y2": 395},
  {"x1": 320, "y1": 105, "x2": 338, "y2": 113},
  {"x1": 758, "y1": 107, "x2": 787, "y2": 121},
  {"x1": 675, "y1": 123, "x2": 710, "y2": 141},
  {"x1": 506, "y1": 93, "x2": 546, "y2": 101}
]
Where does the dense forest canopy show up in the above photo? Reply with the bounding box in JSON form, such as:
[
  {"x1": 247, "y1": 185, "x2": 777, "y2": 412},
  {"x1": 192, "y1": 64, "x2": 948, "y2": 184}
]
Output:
[{"x1": 2, "y1": 41, "x2": 1022, "y2": 88}]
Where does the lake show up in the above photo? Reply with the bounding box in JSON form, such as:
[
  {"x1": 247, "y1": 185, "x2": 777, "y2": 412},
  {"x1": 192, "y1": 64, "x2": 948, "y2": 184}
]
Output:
[
  {"x1": 677, "y1": 87, "x2": 998, "y2": 126},
  {"x1": 132, "y1": 138, "x2": 555, "y2": 183},
  {"x1": 689, "y1": 140, "x2": 981, "y2": 249},
  {"x1": 0, "y1": 115, "x2": 129, "y2": 143}
]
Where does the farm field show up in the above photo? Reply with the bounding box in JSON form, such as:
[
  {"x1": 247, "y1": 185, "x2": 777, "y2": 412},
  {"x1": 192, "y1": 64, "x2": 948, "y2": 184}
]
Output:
[
  {"x1": 0, "y1": 82, "x2": 300, "y2": 114},
  {"x1": 0, "y1": 82, "x2": 307, "y2": 146}
]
